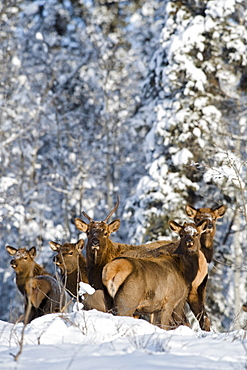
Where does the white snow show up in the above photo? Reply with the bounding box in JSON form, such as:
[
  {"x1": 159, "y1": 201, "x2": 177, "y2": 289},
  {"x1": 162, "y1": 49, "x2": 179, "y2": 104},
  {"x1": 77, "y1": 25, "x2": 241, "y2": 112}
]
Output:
[
  {"x1": 79, "y1": 282, "x2": 95, "y2": 295},
  {"x1": 184, "y1": 226, "x2": 197, "y2": 235},
  {"x1": 0, "y1": 311, "x2": 246, "y2": 369},
  {"x1": 172, "y1": 148, "x2": 193, "y2": 166}
]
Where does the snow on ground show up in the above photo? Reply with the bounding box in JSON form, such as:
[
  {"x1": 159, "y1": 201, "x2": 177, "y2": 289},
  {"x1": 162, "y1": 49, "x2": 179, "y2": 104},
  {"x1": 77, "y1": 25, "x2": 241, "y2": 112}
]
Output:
[{"x1": 0, "y1": 310, "x2": 246, "y2": 369}]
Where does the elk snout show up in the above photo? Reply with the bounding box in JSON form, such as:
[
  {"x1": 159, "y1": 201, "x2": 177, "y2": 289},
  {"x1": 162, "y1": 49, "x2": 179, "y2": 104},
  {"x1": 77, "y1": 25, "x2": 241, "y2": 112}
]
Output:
[
  {"x1": 203, "y1": 219, "x2": 214, "y2": 233},
  {"x1": 186, "y1": 240, "x2": 193, "y2": 247},
  {"x1": 53, "y1": 255, "x2": 61, "y2": 265},
  {"x1": 207, "y1": 222, "x2": 214, "y2": 230},
  {"x1": 91, "y1": 237, "x2": 100, "y2": 248},
  {"x1": 185, "y1": 236, "x2": 195, "y2": 249},
  {"x1": 10, "y1": 259, "x2": 17, "y2": 269}
]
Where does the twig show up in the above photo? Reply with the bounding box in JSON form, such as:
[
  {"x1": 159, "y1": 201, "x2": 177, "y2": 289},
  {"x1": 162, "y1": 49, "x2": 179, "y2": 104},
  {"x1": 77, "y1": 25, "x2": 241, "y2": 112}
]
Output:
[{"x1": 10, "y1": 297, "x2": 32, "y2": 361}]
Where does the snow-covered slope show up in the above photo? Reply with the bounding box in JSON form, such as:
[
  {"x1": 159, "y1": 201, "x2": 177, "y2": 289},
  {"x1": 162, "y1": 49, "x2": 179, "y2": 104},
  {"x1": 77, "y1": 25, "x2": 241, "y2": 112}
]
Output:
[{"x1": 0, "y1": 310, "x2": 246, "y2": 369}]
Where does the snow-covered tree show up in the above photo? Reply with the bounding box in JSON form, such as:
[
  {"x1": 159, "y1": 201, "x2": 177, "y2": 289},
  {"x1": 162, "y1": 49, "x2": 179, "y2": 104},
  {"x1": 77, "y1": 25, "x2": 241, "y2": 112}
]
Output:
[
  {"x1": 125, "y1": 0, "x2": 247, "y2": 330},
  {"x1": 0, "y1": 0, "x2": 158, "y2": 321}
]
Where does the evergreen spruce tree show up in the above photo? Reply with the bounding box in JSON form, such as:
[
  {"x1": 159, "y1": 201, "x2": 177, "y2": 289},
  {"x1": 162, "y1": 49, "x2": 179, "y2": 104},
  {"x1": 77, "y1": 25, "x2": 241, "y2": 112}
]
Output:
[{"x1": 125, "y1": 0, "x2": 247, "y2": 330}]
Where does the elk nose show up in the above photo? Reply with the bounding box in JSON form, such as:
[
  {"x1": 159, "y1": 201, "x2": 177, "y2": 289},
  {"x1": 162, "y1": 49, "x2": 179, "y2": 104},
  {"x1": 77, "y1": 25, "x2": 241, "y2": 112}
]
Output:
[
  {"x1": 91, "y1": 237, "x2": 99, "y2": 246},
  {"x1": 53, "y1": 256, "x2": 60, "y2": 265},
  {"x1": 10, "y1": 260, "x2": 17, "y2": 268},
  {"x1": 185, "y1": 236, "x2": 193, "y2": 247}
]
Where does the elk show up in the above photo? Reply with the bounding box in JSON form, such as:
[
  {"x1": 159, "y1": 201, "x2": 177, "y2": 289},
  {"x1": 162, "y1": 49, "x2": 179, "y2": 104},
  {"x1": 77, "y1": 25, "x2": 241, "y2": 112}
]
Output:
[
  {"x1": 49, "y1": 239, "x2": 106, "y2": 312},
  {"x1": 49, "y1": 239, "x2": 87, "y2": 297},
  {"x1": 131, "y1": 203, "x2": 226, "y2": 330},
  {"x1": 6, "y1": 245, "x2": 65, "y2": 323},
  {"x1": 74, "y1": 199, "x2": 170, "y2": 292},
  {"x1": 102, "y1": 221, "x2": 208, "y2": 330},
  {"x1": 184, "y1": 204, "x2": 226, "y2": 330},
  {"x1": 186, "y1": 204, "x2": 226, "y2": 262},
  {"x1": 75, "y1": 200, "x2": 220, "y2": 331},
  {"x1": 74, "y1": 199, "x2": 125, "y2": 291}
]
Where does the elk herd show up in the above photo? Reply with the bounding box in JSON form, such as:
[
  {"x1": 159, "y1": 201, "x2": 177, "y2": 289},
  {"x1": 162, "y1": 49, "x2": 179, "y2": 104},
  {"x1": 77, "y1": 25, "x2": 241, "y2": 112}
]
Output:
[{"x1": 6, "y1": 199, "x2": 226, "y2": 331}]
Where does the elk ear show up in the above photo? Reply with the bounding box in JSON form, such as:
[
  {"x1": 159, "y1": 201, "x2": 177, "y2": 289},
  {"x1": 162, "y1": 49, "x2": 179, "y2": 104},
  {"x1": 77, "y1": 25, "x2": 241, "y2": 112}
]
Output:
[
  {"x1": 49, "y1": 241, "x2": 61, "y2": 251},
  {"x1": 197, "y1": 220, "x2": 208, "y2": 234},
  {"x1": 169, "y1": 220, "x2": 182, "y2": 234},
  {"x1": 6, "y1": 246, "x2": 17, "y2": 256},
  {"x1": 213, "y1": 205, "x2": 227, "y2": 219},
  {"x1": 29, "y1": 246, "x2": 36, "y2": 258},
  {"x1": 108, "y1": 219, "x2": 120, "y2": 233},
  {"x1": 74, "y1": 218, "x2": 88, "y2": 233},
  {"x1": 76, "y1": 239, "x2": 84, "y2": 252},
  {"x1": 185, "y1": 205, "x2": 197, "y2": 218}
]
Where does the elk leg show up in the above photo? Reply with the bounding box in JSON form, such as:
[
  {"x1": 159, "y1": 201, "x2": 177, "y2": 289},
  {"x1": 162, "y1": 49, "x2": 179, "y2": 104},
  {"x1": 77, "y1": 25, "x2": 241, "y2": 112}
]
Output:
[
  {"x1": 114, "y1": 293, "x2": 139, "y2": 317},
  {"x1": 103, "y1": 285, "x2": 114, "y2": 313},
  {"x1": 150, "y1": 311, "x2": 161, "y2": 326},
  {"x1": 172, "y1": 301, "x2": 190, "y2": 328},
  {"x1": 158, "y1": 304, "x2": 178, "y2": 330},
  {"x1": 188, "y1": 274, "x2": 211, "y2": 331},
  {"x1": 113, "y1": 283, "x2": 142, "y2": 317},
  {"x1": 24, "y1": 301, "x2": 38, "y2": 324}
]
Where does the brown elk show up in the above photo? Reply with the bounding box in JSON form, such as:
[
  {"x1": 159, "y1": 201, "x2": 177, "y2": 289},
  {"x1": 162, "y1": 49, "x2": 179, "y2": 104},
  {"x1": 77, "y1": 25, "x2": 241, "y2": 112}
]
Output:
[
  {"x1": 184, "y1": 204, "x2": 226, "y2": 330},
  {"x1": 75, "y1": 200, "x2": 225, "y2": 331},
  {"x1": 49, "y1": 239, "x2": 87, "y2": 297},
  {"x1": 6, "y1": 245, "x2": 65, "y2": 323},
  {"x1": 74, "y1": 199, "x2": 169, "y2": 292},
  {"x1": 125, "y1": 204, "x2": 226, "y2": 330},
  {"x1": 74, "y1": 199, "x2": 124, "y2": 291},
  {"x1": 49, "y1": 239, "x2": 106, "y2": 312},
  {"x1": 102, "y1": 221, "x2": 208, "y2": 330},
  {"x1": 186, "y1": 204, "x2": 227, "y2": 262}
]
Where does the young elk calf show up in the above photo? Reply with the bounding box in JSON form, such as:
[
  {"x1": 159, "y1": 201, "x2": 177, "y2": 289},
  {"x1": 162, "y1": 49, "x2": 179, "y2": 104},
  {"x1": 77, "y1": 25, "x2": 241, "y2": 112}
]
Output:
[
  {"x1": 49, "y1": 240, "x2": 106, "y2": 312},
  {"x1": 102, "y1": 221, "x2": 207, "y2": 330},
  {"x1": 6, "y1": 245, "x2": 65, "y2": 323}
]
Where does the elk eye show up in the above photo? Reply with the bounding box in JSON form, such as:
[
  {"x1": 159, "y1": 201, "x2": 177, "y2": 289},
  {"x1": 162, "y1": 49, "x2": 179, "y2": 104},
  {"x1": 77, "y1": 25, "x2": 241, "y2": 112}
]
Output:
[
  {"x1": 68, "y1": 252, "x2": 73, "y2": 255},
  {"x1": 24, "y1": 257, "x2": 28, "y2": 260}
]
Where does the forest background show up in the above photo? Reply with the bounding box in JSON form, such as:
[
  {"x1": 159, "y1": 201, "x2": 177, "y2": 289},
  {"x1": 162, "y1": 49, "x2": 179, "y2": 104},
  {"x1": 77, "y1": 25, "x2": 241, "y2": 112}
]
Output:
[{"x1": 1, "y1": 0, "x2": 247, "y2": 332}]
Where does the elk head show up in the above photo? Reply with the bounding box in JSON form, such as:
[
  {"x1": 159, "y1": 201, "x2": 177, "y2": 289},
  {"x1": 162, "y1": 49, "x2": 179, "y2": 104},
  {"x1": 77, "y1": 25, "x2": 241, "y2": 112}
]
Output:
[
  {"x1": 49, "y1": 239, "x2": 84, "y2": 274},
  {"x1": 6, "y1": 246, "x2": 37, "y2": 274},
  {"x1": 185, "y1": 204, "x2": 226, "y2": 236},
  {"x1": 74, "y1": 198, "x2": 120, "y2": 263},
  {"x1": 169, "y1": 221, "x2": 208, "y2": 254}
]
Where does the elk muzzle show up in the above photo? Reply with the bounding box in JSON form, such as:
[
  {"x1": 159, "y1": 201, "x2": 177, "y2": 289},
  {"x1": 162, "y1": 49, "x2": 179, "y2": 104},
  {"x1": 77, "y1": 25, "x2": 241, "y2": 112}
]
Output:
[
  {"x1": 205, "y1": 220, "x2": 214, "y2": 232},
  {"x1": 91, "y1": 237, "x2": 100, "y2": 249},
  {"x1": 185, "y1": 236, "x2": 194, "y2": 247},
  {"x1": 10, "y1": 259, "x2": 17, "y2": 269},
  {"x1": 53, "y1": 255, "x2": 61, "y2": 265},
  {"x1": 184, "y1": 235, "x2": 198, "y2": 252}
]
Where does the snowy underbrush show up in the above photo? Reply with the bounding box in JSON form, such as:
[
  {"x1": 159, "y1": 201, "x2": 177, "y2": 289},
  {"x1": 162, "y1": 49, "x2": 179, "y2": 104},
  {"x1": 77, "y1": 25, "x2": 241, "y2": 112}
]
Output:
[{"x1": 0, "y1": 310, "x2": 247, "y2": 370}]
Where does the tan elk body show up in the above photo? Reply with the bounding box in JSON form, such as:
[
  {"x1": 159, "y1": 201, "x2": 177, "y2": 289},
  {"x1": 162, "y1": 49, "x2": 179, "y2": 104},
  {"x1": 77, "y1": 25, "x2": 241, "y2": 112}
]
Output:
[
  {"x1": 75, "y1": 200, "x2": 226, "y2": 331},
  {"x1": 102, "y1": 221, "x2": 207, "y2": 329}
]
